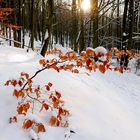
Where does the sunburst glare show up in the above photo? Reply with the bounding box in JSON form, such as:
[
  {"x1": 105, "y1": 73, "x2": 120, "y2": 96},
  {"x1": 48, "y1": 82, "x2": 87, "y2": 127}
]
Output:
[{"x1": 81, "y1": 0, "x2": 91, "y2": 12}]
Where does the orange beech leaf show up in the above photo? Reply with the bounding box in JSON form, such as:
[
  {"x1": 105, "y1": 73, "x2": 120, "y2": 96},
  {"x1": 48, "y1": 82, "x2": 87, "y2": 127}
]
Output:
[
  {"x1": 72, "y1": 69, "x2": 79, "y2": 74},
  {"x1": 46, "y1": 50, "x2": 51, "y2": 55},
  {"x1": 76, "y1": 59, "x2": 83, "y2": 67},
  {"x1": 53, "y1": 48, "x2": 57, "y2": 54},
  {"x1": 18, "y1": 80, "x2": 23, "y2": 87},
  {"x1": 103, "y1": 60, "x2": 108, "y2": 66},
  {"x1": 106, "y1": 64, "x2": 110, "y2": 69},
  {"x1": 13, "y1": 116, "x2": 17, "y2": 122},
  {"x1": 55, "y1": 91, "x2": 61, "y2": 99},
  {"x1": 57, "y1": 49, "x2": 62, "y2": 55},
  {"x1": 26, "y1": 86, "x2": 33, "y2": 94},
  {"x1": 97, "y1": 52, "x2": 104, "y2": 57},
  {"x1": 64, "y1": 110, "x2": 70, "y2": 116},
  {"x1": 37, "y1": 123, "x2": 46, "y2": 133},
  {"x1": 88, "y1": 66, "x2": 93, "y2": 71},
  {"x1": 119, "y1": 66, "x2": 124, "y2": 73},
  {"x1": 58, "y1": 65, "x2": 64, "y2": 71},
  {"x1": 86, "y1": 48, "x2": 94, "y2": 56},
  {"x1": 80, "y1": 51, "x2": 86, "y2": 57},
  {"x1": 51, "y1": 58, "x2": 57, "y2": 63},
  {"x1": 49, "y1": 94, "x2": 53, "y2": 99},
  {"x1": 83, "y1": 56, "x2": 88, "y2": 63},
  {"x1": 62, "y1": 109, "x2": 70, "y2": 116},
  {"x1": 19, "y1": 90, "x2": 24, "y2": 98},
  {"x1": 92, "y1": 62, "x2": 97, "y2": 72},
  {"x1": 23, "y1": 103, "x2": 30, "y2": 112},
  {"x1": 52, "y1": 96, "x2": 59, "y2": 108},
  {"x1": 17, "y1": 103, "x2": 30, "y2": 115},
  {"x1": 49, "y1": 116, "x2": 58, "y2": 126},
  {"x1": 51, "y1": 64, "x2": 60, "y2": 72},
  {"x1": 52, "y1": 96, "x2": 57, "y2": 103},
  {"x1": 57, "y1": 114, "x2": 62, "y2": 121},
  {"x1": 17, "y1": 105, "x2": 23, "y2": 114},
  {"x1": 114, "y1": 67, "x2": 118, "y2": 71},
  {"x1": 34, "y1": 86, "x2": 40, "y2": 97},
  {"x1": 67, "y1": 51, "x2": 77, "y2": 61},
  {"x1": 13, "y1": 89, "x2": 20, "y2": 98},
  {"x1": 58, "y1": 107, "x2": 63, "y2": 116},
  {"x1": 106, "y1": 52, "x2": 111, "y2": 59},
  {"x1": 86, "y1": 59, "x2": 92, "y2": 67},
  {"x1": 12, "y1": 80, "x2": 17, "y2": 87},
  {"x1": 56, "y1": 120, "x2": 60, "y2": 127},
  {"x1": 60, "y1": 55, "x2": 67, "y2": 61},
  {"x1": 53, "y1": 101, "x2": 59, "y2": 108},
  {"x1": 21, "y1": 72, "x2": 29, "y2": 79},
  {"x1": 64, "y1": 64, "x2": 74, "y2": 71},
  {"x1": 48, "y1": 82, "x2": 53, "y2": 87},
  {"x1": 9, "y1": 116, "x2": 17, "y2": 123},
  {"x1": 99, "y1": 64, "x2": 106, "y2": 74},
  {"x1": 39, "y1": 59, "x2": 46, "y2": 65},
  {"x1": 34, "y1": 86, "x2": 40, "y2": 92},
  {"x1": 4, "y1": 80, "x2": 11, "y2": 86},
  {"x1": 46, "y1": 85, "x2": 50, "y2": 91},
  {"x1": 28, "y1": 79, "x2": 32, "y2": 86},
  {"x1": 43, "y1": 103, "x2": 49, "y2": 111},
  {"x1": 23, "y1": 120, "x2": 33, "y2": 129},
  {"x1": 20, "y1": 77, "x2": 25, "y2": 82}
]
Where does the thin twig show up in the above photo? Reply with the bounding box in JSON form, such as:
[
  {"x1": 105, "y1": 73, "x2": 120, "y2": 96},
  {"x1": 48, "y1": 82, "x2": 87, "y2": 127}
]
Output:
[{"x1": 21, "y1": 60, "x2": 67, "y2": 90}]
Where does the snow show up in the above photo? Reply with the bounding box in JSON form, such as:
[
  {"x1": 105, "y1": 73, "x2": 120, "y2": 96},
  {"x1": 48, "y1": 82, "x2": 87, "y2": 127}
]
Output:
[
  {"x1": 123, "y1": 32, "x2": 127, "y2": 36},
  {"x1": 0, "y1": 45, "x2": 37, "y2": 63},
  {"x1": 54, "y1": 44, "x2": 73, "y2": 53},
  {"x1": 0, "y1": 43, "x2": 140, "y2": 140},
  {"x1": 29, "y1": 129, "x2": 38, "y2": 140},
  {"x1": 86, "y1": 47, "x2": 95, "y2": 52},
  {"x1": 86, "y1": 46, "x2": 107, "y2": 55},
  {"x1": 25, "y1": 114, "x2": 43, "y2": 124},
  {"x1": 94, "y1": 46, "x2": 107, "y2": 55}
]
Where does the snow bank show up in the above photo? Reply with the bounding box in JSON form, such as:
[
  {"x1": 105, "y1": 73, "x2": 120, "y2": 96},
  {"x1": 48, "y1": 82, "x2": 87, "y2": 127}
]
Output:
[
  {"x1": 94, "y1": 46, "x2": 107, "y2": 55},
  {"x1": 53, "y1": 44, "x2": 73, "y2": 53}
]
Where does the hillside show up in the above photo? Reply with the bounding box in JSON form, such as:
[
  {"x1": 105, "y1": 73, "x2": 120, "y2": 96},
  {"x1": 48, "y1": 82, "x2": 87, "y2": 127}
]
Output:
[{"x1": 0, "y1": 45, "x2": 140, "y2": 140}]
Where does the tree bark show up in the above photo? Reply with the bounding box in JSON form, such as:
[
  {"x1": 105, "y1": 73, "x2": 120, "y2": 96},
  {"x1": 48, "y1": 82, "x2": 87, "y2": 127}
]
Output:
[
  {"x1": 40, "y1": 0, "x2": 54, "y2": 57},
  {"x1": 127, "y1": 0, "x2": 134, "y2": 50},
  {"x1": 79, "y1": 6, "x2": 85, "y2": 52},
  {"x1": 122, "y1": 0, "x2": 129, "y2": 50},
  {"x1": 30, "y1": 0, "x2": 35, "y2": 50},
  {"x1": 92, "y1": 0, "x2": 98, "y2": 48}
]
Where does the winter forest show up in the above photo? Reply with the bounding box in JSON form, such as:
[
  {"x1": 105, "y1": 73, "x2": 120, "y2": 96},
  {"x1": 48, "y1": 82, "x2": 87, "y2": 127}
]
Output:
[{"x1": 0, "y1": 0, "x2": 140, "y2": 140}]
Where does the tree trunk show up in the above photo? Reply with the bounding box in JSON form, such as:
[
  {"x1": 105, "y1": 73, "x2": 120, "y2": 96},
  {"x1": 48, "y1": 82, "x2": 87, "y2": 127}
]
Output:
[
  {"x1": 127, "y1": 0, "x2": 134, "y2": 50},
  {"x1": 92, "y1": 0, "x2": 98, "y2": 48},
  {"x1": 79, "y1": 7, "x2": 85, "y2": 52},
  {"x1": 72, "y1": 0, "x2": 78, "y2": 52},
  {"x1": 17, "y1": 0, "x2": 21, "y2": 47},
  {"x1": 30, "y1": 0, "x2": 35, "y2": 50},
  {"x1": 40, "y1": 0, "x2": 54, "y2": 57},
  {"x1": 122, "y1": 0, "x2": 129, "y2": 50}
]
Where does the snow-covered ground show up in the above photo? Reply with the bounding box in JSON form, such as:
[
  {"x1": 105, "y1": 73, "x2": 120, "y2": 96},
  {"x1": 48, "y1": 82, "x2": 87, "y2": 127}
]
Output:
[{"x1": 0, "y1": 44, "x2": 140, "y2": 140}]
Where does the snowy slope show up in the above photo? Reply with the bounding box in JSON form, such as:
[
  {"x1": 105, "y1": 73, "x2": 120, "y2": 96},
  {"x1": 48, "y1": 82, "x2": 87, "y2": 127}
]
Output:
[{"x1": 0, "y1": 45, "x2": 140, "y2": 140}]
